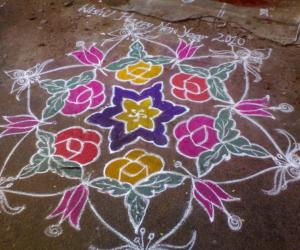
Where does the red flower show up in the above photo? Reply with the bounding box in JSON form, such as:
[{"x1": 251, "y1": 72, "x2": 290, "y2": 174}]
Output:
[
  {"x1": 170, "y1": 73, "x2": 211, "y2": 102},
  {"x1": 54, "y1": 127, "x2": 101, "y2": 166}
]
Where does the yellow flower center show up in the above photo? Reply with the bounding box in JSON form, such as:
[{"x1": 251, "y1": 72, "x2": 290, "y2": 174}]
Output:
[{"x1": 114, "y1": 97, "x2": 161, "y2": 133}]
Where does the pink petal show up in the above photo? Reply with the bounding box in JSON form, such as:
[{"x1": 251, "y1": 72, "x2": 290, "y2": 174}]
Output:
[
  {"x1": 9, "y1": 120, "x2": 39, "y2": 128},
  {"x1": 89, "y1": 45, "x2": 104, "y2": 62},
  {"x1": 194, "y1": 189, "x2": 214, "y2": 222},
  {"x1": 177, "y1": 136, "x2": 206, "y2": 158},
  {"x1": 190, "y1": 125, "x2": 219, "y2": 150},
  {"x1": 239, "y1": 109, "x2": 273, "y2": 118},
  {"x1": 76, "y1": 89, "x2": 93, "y2": 103},
  {"x1": 61, "y1": 100, "x2": 90, "y2": 115},
  {"x1": 62, "y1": 185, "x2": 85, "y2": 221},
  {"x1": 204, "y1": 181, "x2": 236, "y2": 201},
  {"x1": 71, "y1": 51, "x2": 91, "y2": 65},
  {"x1": 176, "y1": 39, "x2": 188, "y2": 54},
  {"x1": 200, "y1": 126, "x2": 219, "y2": 149},
  {"x1": 186, "y1": 46, "x2": 199, "y2": 58},
  {"x1": 87, "y1": 81, "x2": 104, "y2": 96},
  {"x1": 48, "y1": 188, "x2": 74, "y2": 218},
  {"x1": 69, "y1": 187, "x2": 89, "y2": 230},
  {"x1": 90, "y1": 93, "x2": 105, "y2": 108},
  {"x1": 188, "y1": 116, "x2": 214, "y2": 132},
  {"x1": 190, "y1": 126, "x2": 206, "y2": 145},
  {"x1": 236, "y1": 103, "x2": 266, "y2": 111},
  {"x1": 178, "y1": 47, "x2": 190, "y2": 60},
  {"x1": 0, "y1": 127, "x2": 33, "y2": 137},
  {"x1": 84, "y1": 49, "x2": 99, "y2": 64},
  {"x1": 194, "y1": 181, "x2": 223, "y2": 209},
  {"x1": 239, "y1": 96, "x2": 269, "y2": 106},
  {"x1": 3, "y1": 115, "x2": 36, "y2": 123},
  {"x1": 68, "y1": 85, "x2": 89, "y2": 103},
  {"x1": 174, "y1": 121, "x2": 189, "y2": 139}
]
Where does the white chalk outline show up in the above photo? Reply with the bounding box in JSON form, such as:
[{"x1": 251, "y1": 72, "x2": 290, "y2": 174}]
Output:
[{"x1": 0, "y1": 12, "x2": 299, "y2": 250}]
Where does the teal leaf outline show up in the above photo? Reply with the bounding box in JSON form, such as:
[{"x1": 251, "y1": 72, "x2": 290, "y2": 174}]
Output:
[
  {"x1": 134, "y1": 171, "x2": 186, "y2": 198},
  {"x1": 90, "y1": 177, "x2": 132, "y2": 197},
  {"x1": 215, "y1": 109, "x2": 239, "y2": 142},
  {"x1": 129, "y1": 41, "x2": 147, "y2": 59},
  {"x1": 207, "y1": 77, "x2": 232, "y2": 103},
  {"x1": 50, "y1": 156, "x2": 83, "y2": 179},
  {"x1": 42, "y1": 92, "x2": 68, "y2": 120},
  {"x1": 144, "y1": 56, "x2": 174, "y2": 65},
  {"x1": 179, "y1": 64, "x2": 209, "y2": 78},
  {"x1": 197, "y1": 143, "x2": 230, "y2": 177},
  {"x1": 106, "y1": 58, "x2": 139, "y2": 71},
  {"x1": 209, "y1": 62, "x2": 236, "y2": 81},
  {"x1": 124, "y1": 190, "x2": 149, "y2": 233}
]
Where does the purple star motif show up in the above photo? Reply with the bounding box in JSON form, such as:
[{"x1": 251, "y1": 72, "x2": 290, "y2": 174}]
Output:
[{"x1": 86, "y1": 82, "x2": 188, "y2": 152}]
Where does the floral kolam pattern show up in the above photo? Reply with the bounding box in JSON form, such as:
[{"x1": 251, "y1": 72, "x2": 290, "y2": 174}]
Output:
[{"x1": 0, "y1": 18, "x2": 298, "y2": 250}]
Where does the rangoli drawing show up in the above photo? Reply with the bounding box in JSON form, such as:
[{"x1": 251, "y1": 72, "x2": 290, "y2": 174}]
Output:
[{"x1": 0, "y1": 15, "x2": 298, "y2": 250}]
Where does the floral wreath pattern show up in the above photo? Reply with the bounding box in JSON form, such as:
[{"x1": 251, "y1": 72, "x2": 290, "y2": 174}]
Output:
[{"x1": 0, "y1": 17, "x2": 298, "y2": 250}]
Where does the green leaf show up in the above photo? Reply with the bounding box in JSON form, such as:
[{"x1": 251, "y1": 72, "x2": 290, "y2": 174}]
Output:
[
  {"x1": 36, "y1": 129, "x2": 55, "y2": 155},
  {"x1": 215, "y1": 109, "x2": 239, "y2": 142},
  {"x1": 42, "y1": 71, "x2": 94, "y2": 93},
  {"x1": 90, "y1": 177, "x2": 131, "y2": 197},
  {"x1": 43, "y1": 80, "x2": 66, "y2": 94},
  {"x1": 18, "y1": 153, "x2": 50, "y2": 179},
  {"x1": 144, "y1": 56, "x2": 173, "y2": 65},
  {"x1": 207, "y1": 77, "x2": 232, "y2": 102},
  {"x1": 129, "y1": 41, "x2": 147, "y2": 59},
  {"x1": 198, "y1": 143, "x2": 229, "y2": 177},
  {"x1": 42, "y1": 92, "x2": 68, "y2": 120},
  {"x1": 66, "y1": 71, "x2": 94, "y2": 89},
  {"x1": 135, "y1": 172, "x2": 186, "y2": 198},
  {"x1": 226, "y1": 137, "x2": 270, "y2": 157},
  {"x1": 50, "y1": 156, "x2": 82, "y2": 179},
  {"x1": 125, "y1": 190, "x2": 149, "y2": 232},
  {"x1": 179, "y1": 64, "x2": 209, "y2": 78},
  {"x1": 106, "y1": 58, "x2": 138, "y2": 71},
  {"x1": 209, "y1": 62, "x2": 236, "y2": 80}
]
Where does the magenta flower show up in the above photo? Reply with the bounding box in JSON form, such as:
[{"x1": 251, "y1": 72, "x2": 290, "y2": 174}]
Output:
[
  {"x1": 71, "y1": 44, "x2": 104, "y2": 66},
  {"x1": 61, "y1": 80, "x2": 105, "y2": 116},
  {"x1": 234, "y1": 95, "x2": 274, "y2": 118},
  {"x1": 0, "y1": 115, "x2": 39, "y2": 137},
  {"x1": 174, "y1": 115, "x2": 219, "y2": 158},
  {"x1": 47, "y1": 184, "x2": 89, "y2": 230},
  {"x1": 176, "y1": 39, "x2": 200, "y2": 60},
  {"x1": 193, "y1": 180, "x2": 238, "y2": 222}
]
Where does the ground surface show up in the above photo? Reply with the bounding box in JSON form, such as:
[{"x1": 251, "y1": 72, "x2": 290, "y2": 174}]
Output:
[{"x1": 0, "y1": 1, "x2": 300, "y2": 250}]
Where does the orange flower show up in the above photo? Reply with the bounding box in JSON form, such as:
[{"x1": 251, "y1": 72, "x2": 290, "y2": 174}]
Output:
[{"x1": 104, "y1": 149, "x2": 164, "y2": 185}]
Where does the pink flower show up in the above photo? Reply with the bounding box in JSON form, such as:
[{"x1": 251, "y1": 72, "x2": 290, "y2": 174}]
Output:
[
  {"x1": 234, "y1": 95, "x2": 274, "y2": 118},
  {"x1": 176, "y1": 39, "x2": 200, "y2": 60},
  {"x1": 47, "y1": 184, "x2": 89, "y2": 230},
  {"x1": 193, "y1": 180, "x2": 238, "y2": 222},
  {"x1": 71, "y1": 44, "x2": 104, "y2": 66},
  {"x1": 174, "y1": 115, "x2": 219, "y2": 158},
  {"x1": 0, "y1": 115, "x2": 39, "y2": 137},
  {"x1": 61, "y1": 80, "x2": 105, "y2": 116}
]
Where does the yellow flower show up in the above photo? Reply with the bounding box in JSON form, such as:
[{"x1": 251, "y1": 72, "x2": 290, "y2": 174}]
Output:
[
  {"x1": 114, "y1": 97, "x2": 161, "y2": 133},
  {"x1": 116, "y1": 60, "x2": 163, "y2": 85},
  {"x1": 104, "y1": 149, "x2": 164, "y2": 185}
]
